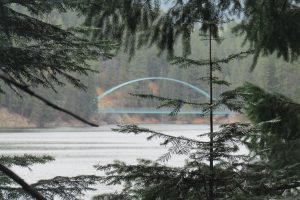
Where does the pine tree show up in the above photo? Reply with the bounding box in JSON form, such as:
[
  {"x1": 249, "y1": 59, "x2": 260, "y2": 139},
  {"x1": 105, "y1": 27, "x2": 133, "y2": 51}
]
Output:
[
  {"x1": 0, "y1": 1, "x2": 117, "y2": 125},
  {"x1": 86, "y1": 1, "x2": 300, "y2": 199},
  {"x1": 90, "y1": 5, "x2": 254, "y2": 200},
  {"x1": 92, "y1": 29, "x2": 258, "y2": 200},
  {"x1": 237, "y1": 83, "x2": 300, "y2": 197},
  {"x1": 0, "y1": 1, "x2": 117, "y2": 199}
]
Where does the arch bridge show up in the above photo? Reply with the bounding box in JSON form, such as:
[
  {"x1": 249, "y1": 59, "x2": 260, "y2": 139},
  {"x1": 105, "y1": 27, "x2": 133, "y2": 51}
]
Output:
[{"x1": 97, "y1": 77, "x2": 231, "y2": 115}]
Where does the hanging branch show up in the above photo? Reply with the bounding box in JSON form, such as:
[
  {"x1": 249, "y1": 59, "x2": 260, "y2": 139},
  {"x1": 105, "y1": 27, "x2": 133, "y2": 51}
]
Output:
[
  {"x1": 0, "y1": 164, "x2": 46, "y2": 200},
  {"x1": 0, "y1": 73, "x2": 99, "y2": 127},
  {"x1": 130, "y1": 93, "x2": 210, "y2": 116}
]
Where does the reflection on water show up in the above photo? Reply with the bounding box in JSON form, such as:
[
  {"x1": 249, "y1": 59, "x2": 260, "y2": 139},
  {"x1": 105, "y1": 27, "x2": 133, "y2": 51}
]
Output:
[{"x1": 0, "y1": 124, "x2": 211, "y2": 199}]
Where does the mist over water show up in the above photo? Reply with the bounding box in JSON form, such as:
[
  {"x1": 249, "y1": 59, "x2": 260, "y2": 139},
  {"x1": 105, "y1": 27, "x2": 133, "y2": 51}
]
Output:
[{"x1": 0, "y1": 124, "x2": 222, "y2": 199}]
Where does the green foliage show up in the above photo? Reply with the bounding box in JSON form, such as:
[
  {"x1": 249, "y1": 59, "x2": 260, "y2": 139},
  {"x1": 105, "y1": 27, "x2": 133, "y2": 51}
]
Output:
[
  {"x1": 0, "y1": 155, "x2": 54, "y2": 187},
  {"x1": 237, "y1": 83, "x2": 300, "y2": 169},
  {"x1": 0, "y1": 1, "x2": 117, "y2": 199},
  {"x1": 1, "y1": 174, "x2": 102, "y2": 200},
  {"x1": 0, "y1": 155, "x2": 54, "y2": 167},
  {"x1": 95, "y1": 159, "x2": 212, "y2": 200},
  {"x1": 0, "y1": 154, "x2": 98, "y2": 199},
  {"x1": 130, "y1": 93, "x2": 209, "y2": 116},
  {"x1": 83, "y1": 0, "x2": 161, "y2": 57},
  {"x1": 90, "y1": 1, "x2": 300, "y2": 197},
  {"x1": 95, "y1": 122, "x2": 259, "y2": 200},
  {"x1": 233, "y1": 0, "x2": 300, "y2": 70},
  {"x1": 86, "y1": 0, "x2": 300, "y2": 67},
  {"x1": 171, "y1": 50, "x2": 254, "y2": 70},
  {"x1": 93, "y1": 192, "x2": 134, "y2": 200},
  {"x1": 0, "y1": 1, "x2": 299, "y2": 199},
  {"x1": 0, "y1": 1, "x2": 116, "y2": 93},
  {"x1": 94, "y1": 22, "x2": 259, "y2": 199},
  {"x1": 0, "y1": 154, "x2": 100, "y2": 200},
  {"x1": 95, "y1": 86, "x2": 300, "y2": 199},
  {"x1": 202, "y1": 83, "x2": 300, "y2": 198},
  {"x1": 85, "y1": 0, "x2": 243, "y2": 57}
]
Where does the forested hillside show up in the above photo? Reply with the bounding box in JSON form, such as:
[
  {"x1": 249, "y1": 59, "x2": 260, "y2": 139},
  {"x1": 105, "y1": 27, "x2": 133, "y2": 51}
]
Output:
[{"x1": 0, "y1": 12, "x2": 299, "y2": 127}]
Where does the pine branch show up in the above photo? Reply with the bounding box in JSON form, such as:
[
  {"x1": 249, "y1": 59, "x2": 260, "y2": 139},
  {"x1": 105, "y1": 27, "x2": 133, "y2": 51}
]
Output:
[
  {"x1": 131, "y1": 92, "x2": 241, "y2": 117},
  {"x1": 241, "y1": 161, "x2": 300, "y2": 196},
  {"x1": 113, "y1": 124, "x2": 208, "y2": 146},
  {"x1": 273, "y1": 182, "x2": 300, "y2": 192},
  {"x1": 0, "y1": 163, "x2": 46, "y2": 200},
  {"x1": 95, "y1": 158, "x2": 209, "y2": 185},
  {"x1": 113, "y1": 124, "x2": 210, "y2": 162},
  {"x1": 215, "y1": 50, "x2": 255, "y2": 64},
  {"x1": 130, "y1": 93, "x2": 209, "y2": 116},
  {"x1": 0, "y1": 175, "x2": 102, "y2": 200},
  {"x1": 93, "y1": 192, "x2": 135, "y2": 200},
  {"x1": 199, "y1": 76, "x2": 231, "y2": 86},
  {"x1": 94, "y1": 159, "x2": 246, "y2": 199},
  {"x1": 170, "y1": 57, "x2": 221, "y2": 70},
  {"x1": 171, "y1": 50, "x2": 254, "y2": 69},
  {"x1": 211, "y1": 89, "x2": 247, "y2": 113},
  {"x1": 0, "y1": 73, "x2": 99, "y2": 127},
  {"x1": 1, "y1": 6, "x2": 73, "y2": 41},
  {"x1": 0, "y1": 40, "x2": 115, "y2": 91},
  {"x1": 32, "y1": 175, "x2": 101, "y2": 199},
  {"x1": 0, "y1": 155, "x2": 54, "y2": 168}
]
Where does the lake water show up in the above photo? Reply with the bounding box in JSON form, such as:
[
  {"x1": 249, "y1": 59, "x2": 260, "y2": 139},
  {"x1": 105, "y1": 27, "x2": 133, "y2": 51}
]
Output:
[{"x1": 0, "y1": 124, "x2": 214, "y2": 199}]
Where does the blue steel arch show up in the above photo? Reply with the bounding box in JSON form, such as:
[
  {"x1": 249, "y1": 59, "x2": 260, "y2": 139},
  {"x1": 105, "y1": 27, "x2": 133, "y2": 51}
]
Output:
[{"x1": 97, "y1": 77, "x2": 210, "y2": 101}]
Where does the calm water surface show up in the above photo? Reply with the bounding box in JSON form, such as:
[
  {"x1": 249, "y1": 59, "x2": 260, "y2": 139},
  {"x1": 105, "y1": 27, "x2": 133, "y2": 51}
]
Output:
[{"x1": 0, "y1": 124, "x2": 213, "y2": 199}]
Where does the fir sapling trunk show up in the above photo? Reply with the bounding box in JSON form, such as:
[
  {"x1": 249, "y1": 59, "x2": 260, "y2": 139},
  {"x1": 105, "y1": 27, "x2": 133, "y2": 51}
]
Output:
[{"x1": 208, "y1": 24, "x2": 214, "y2": 200}]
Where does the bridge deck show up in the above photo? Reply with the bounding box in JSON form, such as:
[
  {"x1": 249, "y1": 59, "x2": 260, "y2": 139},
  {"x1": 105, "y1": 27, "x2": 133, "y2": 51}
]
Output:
[{"x1": 97, "y1": 108, "x2": 231, "y2": 115}]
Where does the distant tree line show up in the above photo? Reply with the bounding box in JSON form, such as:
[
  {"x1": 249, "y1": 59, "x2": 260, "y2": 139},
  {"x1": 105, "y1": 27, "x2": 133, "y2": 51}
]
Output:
[{"x1": 1, "y1": 21, "x2": 299, "y2": 126}]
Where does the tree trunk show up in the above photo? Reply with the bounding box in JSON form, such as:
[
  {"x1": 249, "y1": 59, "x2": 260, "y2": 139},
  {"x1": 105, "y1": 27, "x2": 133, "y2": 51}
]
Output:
[{"x1": 208, "y1": 24, "x2": 214, "y2": 200}]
